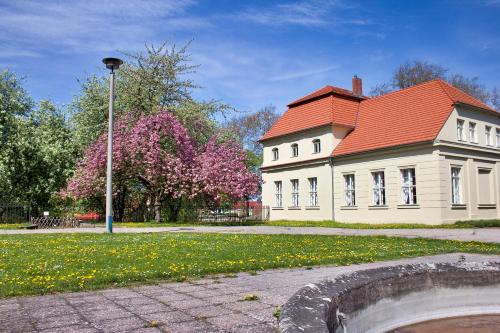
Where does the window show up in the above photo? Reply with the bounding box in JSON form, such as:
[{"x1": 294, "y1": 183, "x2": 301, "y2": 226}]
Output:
[
  {"x1": 457, "y1": 119, "x2": 465, "y2": 141},
  {"x1": 478, "y1": 169, "x2": 493, "y2": 205},
  {"x1": 497, "y1": 128, "x2": 500, "y2": 148},
  {"x1": 401, "y1": 168, "x2": 417, "y2": 205},
  {"x1": 344, "y1": 174, "x2": 355, "y2": 206},
  {"x1": 274, "y1": 181, "x2": 282, "y2": 207},
  {"x1": 486, "y1": 126, "x2": 492, "y2": 146},
  {"x1": 272, "y1": 148, "x2": 279, "y2": 161},
  {"x1": 313, "y1": 139, "x2": 321, "y2": 154},
  {"x1": 308, "y1": 177, "x2": 318, "y2": 206},
  {"x1": 291, "y1": 144, "x2": 298, "y2": 157},
  {"x1": 291, "y1": 179, "x2": 299, "y2": 206},
  {"x1": 469, "y1": 122, "x2": 477, "y2": 143},
  {"x1": 451, "y1": 167, "x2": 462, "y2": 204},
  {"x1": 372, "y1": 171, "x2": 386, "y2": 205}
]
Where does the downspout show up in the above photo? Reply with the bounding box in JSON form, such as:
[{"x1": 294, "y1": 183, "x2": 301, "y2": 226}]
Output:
[{"x1": 330, "y1": 156, "x2": 335, "y2": 221}]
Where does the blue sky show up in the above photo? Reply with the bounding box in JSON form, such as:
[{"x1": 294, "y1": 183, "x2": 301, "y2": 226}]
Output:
[{"x1": 1, "y1": 0, "x2": 499, "y2": 115}]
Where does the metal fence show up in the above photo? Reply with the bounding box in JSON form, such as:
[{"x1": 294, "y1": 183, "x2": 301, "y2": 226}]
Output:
[
  {"x1": 197, "y1": 205, "x2": 270, "y2": 223},
  {"x1": 0, "y1": 204, "x2": 30, "y2": 224},
  {"x1": 30, "y1": 216, "x2": 80, "y2": 229}
]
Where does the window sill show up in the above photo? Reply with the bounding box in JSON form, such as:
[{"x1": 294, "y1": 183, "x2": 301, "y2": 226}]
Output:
[
  {"x1": 288, "y1": 206, "x2": 301, "y2": 210},
  {"x1": 272, "y1": 207, "x2": 284, "y2": 210},
  {"x1": 368, "y1": 205, "x2": 389, "y2": 210},
  {"x1": 478, "y1": 204, "x2": 496, "y2": 209},
  {"x1": 305, "y1": 206, "x2": 320, "y2": 210},
  {"x1": 341, "y1": 206, "x2": 358, "y2": 210},
  {"x1": 451, "y1": 204, "x2": 467, "y2": 210},
  {"x1": 397, "y1": 204, "x2": 420, "y2": 209}
]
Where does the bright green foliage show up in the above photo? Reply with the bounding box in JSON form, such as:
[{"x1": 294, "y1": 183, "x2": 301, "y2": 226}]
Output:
[
  {"x1": 0, "y1": 70, "x2": 75, "y2": 212},
  {"x1": 71, "y1": 42, "x2": 229, "y2": 150},
  {"x1": 1, "y1": 233, "x2": 500, "y2": 297}
]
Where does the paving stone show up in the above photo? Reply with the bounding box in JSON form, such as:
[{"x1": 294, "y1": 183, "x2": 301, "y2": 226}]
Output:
[
  {"x1": 123, "y1": 302, "x2": 170, "y2": 315},
  {"x1": 167, "y1": 298, "x2": 207, "y2": 310},
  {"x1": 92, "y1": 316, "x2": 147, "y2": 332},
  {"x1": 40, "y1": 324, "x2": 99, "y2": 333},
  {"x1": 114, "y1": 297, "x2": 159, "y2": 307},
  {"x1": 28, "y1": 305, "x2": 76, "y2": 319},
  {"x1": 160, "y1": 320, "x2": 224, "y2": 333},
  {"x1": 35, "y1": 313, "x2": 84, "y2": 330},
  {"x1": 151, "y1": 292, "x2": 194, "y2": 303},
  {"x1": 206, "y1": 313, "x2": 260, "y2": 330},
  {"x1": 140, "y1": 310, "x2": 195, "y2": 324},
  {"x1": 185, "y1": 305, "x2": 233, "y2": 318},
  {"x1": 81, "y1": 308, "x2": 132, "y2": 321},
  {"x1": 223, "y1": 300, "x2": 273, "y2": 313},
  {"x1": 206, "y1": 294, "x2": 241, "y2": 305},
  {"x1": 0, "y1": 320, "x2": 34, "y2": 333},
  {"x1": 229, "y1": 322, "x2": 277, "y2": 333}
]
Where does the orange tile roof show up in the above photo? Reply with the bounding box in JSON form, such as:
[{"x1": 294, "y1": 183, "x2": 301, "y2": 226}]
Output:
[
  {"x1": 333, "y1": 79, "x2": 497, "y2": 156},
  {"x1": 260, "y1": 79, "x2": 498, "y2": 155},
  {"x1": 260, "y1": 85, "x2": 363, "y2": 141},
  {"x1": 287, "y1": 85, "x2": 366, "y2": 107}
]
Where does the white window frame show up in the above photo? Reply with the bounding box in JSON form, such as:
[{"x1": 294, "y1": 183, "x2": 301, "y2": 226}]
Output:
[
  {"x1": 486, "y1": 126, "x2": 492, "y2": 146},
  {"x1": 372, "y1": 171, "x2": 386, "y2": 206},
  {"x1": 308, "y1": 177, "x2": 318, "y2": 206},
  {"x1": 401, "y1": 168, "x2": 417, "y2": 205},
  {"x1": 344, "y1": 174, "x2": 356, "y2": 206},
  {"x1": 451, "y1": 167, "x2": 462, "y2": 205},
  {"x1": 291, "y1": 179, "x2": 299, "y2": 207},
  {"x1": 457, "y1": 119, "x2": 465, "y2": 141},
  {"x1": 312, "y1": 139, "x2": 321, "y2": 154},
  {"x1": 272, "y1": 148, "x2": 279, "y2": 161},
  {"x1": 496, "y1": 128, "x2": 500, "y2": 148},
  {"x1": 274, "y1": 181, "x2": 282, "y2": 207},
  {"x1": 291, "y1": 144, "x2": 298, "y2": 157},
  {"x1": 469, "y1": 122, "x2": 477, "y2": 143}
]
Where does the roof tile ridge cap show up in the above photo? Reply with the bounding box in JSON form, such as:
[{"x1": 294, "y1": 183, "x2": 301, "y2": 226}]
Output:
[
  {"x1": 435, "y1": 79, "x2": 455, "y2": 105},
  {"x1": 364, "y1": 80, "x2": 440, "y2": 103},
  {"x1": 438, "y1": 79, "x2": 496, "y2": 112}
]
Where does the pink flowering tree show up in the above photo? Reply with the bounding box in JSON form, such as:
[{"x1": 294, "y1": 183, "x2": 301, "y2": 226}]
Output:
[{"x1": 65, "y1": 110, "x2": 260, "y2": 222}]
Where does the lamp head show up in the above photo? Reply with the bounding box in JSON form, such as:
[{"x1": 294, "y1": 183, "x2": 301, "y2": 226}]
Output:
[{"x1": 102, "y1": 57, "x2": 123, "y2": 71}]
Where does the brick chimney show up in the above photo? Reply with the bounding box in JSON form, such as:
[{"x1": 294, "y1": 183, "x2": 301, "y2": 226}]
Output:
[{"x1": 352, "y1": 75, "x2": 363, "y2": 96}]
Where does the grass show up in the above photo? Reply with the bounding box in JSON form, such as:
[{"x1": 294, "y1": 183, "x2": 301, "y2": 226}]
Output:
[
  {"x1": 94, "y1": 219, "x2": 500, "y2": 229},
  {"x1": 1, "y1": 232, "x2": 500, "y2": 297},
  {"x1": 0, "y1": 223, "x2": 27, "y2": 230}
]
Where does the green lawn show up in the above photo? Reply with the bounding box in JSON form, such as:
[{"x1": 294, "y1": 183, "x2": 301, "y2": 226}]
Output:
[
  {"x1": 1, "y1": 232, "x2": 500, "y2": 297},
  {"x1": 2, "y1": 219, "x2": 500, "y2": 230}
]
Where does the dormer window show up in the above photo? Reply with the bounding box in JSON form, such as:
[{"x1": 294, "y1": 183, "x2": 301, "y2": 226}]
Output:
[
  {"x1": 313, "y1": 139, "x2": 321, "y2": 153},
  {"x1": 486, "y1": 126, "x2": 492, "y2": 146},
  {"x1": 291, "y1": 143, "x2": 298, "y2": 157},
  {"x1": 457, "y1": 119, "x2": 465, "y2": 141},
  {"x1": 469, "y1": 122, "x2": 477, "y2": 143},
  {"x1": 272, "y1": 148, "x2": 279, "y2": 161}
]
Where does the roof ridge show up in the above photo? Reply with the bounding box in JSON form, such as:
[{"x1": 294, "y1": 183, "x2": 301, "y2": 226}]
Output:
[
  {"x1": 362, "y1": 79, "x2": 443, "y2": 104},
  {"x1": 435, "y1": 79, "x2": 455, "y2": 104}
]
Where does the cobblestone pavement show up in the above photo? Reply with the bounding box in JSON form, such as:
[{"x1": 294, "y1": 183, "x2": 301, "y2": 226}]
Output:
[
  {"x1": 2, "y1": 253, "x2": 500, "y2": 333},
  {"x1": 1, "y1": 225, "x2": 500, "y2": 243}
]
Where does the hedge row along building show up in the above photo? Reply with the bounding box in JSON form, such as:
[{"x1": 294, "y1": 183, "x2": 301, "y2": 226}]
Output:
[{"x1": 260, "y1": 77, "x2": 500, "y2": 224}]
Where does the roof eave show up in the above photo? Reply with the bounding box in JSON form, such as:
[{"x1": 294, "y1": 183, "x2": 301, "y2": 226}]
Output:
[{"x1": 453, "y1": 102, "x2": 499, "y2": 117}]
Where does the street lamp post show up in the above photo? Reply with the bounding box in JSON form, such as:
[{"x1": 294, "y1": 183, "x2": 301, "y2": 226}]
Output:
[{"x1": 102, "y1": 57, "x2": 123, "y2": 233}]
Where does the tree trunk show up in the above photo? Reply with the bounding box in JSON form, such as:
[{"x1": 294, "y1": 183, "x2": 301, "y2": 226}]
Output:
[{"x1": 154, "y1": 196, "x2": 161, "y2": 223}]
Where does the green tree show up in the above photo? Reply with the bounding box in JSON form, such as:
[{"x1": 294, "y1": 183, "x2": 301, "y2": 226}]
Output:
[
  {"x1": 71, "y1": 42, "x2": 229, "y2": 150},
  {"x1": 0, "y1": 70, "x2": 75, "y2": 213}
]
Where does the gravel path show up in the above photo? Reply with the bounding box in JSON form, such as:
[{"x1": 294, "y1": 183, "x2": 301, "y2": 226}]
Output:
[
  {"x1": 2, "y1": 253, "x2": 500, "y2": 333},
  {"x1": 1, "y1": 225, "x2": 500, "y2": 243}
]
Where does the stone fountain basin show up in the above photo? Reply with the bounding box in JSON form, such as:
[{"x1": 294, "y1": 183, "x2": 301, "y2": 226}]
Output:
[{"x1": 279, "y1": 260, "x2": 500, "y2": 333}]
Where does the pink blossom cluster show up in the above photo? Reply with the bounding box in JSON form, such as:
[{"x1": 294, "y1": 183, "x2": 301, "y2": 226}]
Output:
[{"x1": 65, "y1": 111, "x2": 260, "y2": 204}]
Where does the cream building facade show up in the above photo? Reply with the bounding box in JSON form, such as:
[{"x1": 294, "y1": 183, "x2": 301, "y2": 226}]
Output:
[{"x1": 260, "y1": 78, "x2": 500, "y2": 224}]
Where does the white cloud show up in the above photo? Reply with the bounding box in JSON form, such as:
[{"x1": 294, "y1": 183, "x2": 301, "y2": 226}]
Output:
[
  {"x1": 232, "y1": 0, "x2": 369, "y2": 28},
  {"x1": 0, "y1": 0, "x2": 208, "y2": 55}
]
